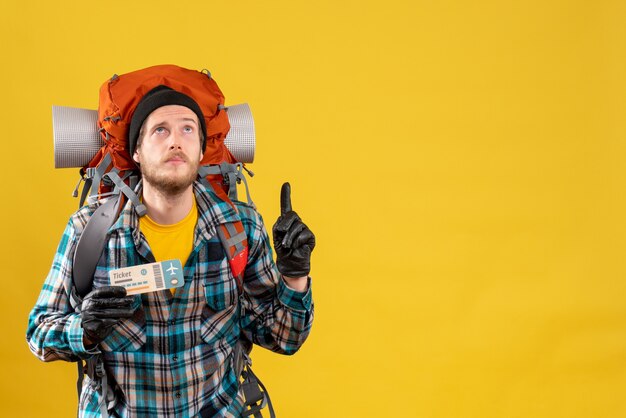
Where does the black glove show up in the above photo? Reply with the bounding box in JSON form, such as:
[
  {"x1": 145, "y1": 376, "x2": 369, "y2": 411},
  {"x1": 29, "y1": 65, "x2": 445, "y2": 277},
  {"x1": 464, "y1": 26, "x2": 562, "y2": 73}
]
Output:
[
  {"x1": 80, "y1": 286, "x2": 136, "y2": 346},
  {"x1": 272, "y1": 182, "x2": 316, "y2": 278}
]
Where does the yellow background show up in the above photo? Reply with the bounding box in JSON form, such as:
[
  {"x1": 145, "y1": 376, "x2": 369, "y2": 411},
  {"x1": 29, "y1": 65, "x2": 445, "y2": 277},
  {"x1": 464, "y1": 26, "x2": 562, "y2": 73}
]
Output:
[{"x1": 1, "y1": 0, "x2": 625, "y2": 417}]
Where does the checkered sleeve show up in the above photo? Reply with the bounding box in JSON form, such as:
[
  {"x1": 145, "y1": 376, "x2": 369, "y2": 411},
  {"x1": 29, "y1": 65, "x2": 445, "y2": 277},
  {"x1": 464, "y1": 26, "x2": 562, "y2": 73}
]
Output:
[
  {"x1": 237, "y1": 204, "x2": 314, "y2": 355},
  {"x1": 26, "y1": 214, "x2": 100, "y2": 362}
]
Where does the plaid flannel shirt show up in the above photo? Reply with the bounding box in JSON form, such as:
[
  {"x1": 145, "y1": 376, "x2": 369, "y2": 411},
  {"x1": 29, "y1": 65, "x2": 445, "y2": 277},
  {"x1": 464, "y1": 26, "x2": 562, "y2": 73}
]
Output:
[{"x1": 26, "y1": 182, "x2": 314, "y2": 417}]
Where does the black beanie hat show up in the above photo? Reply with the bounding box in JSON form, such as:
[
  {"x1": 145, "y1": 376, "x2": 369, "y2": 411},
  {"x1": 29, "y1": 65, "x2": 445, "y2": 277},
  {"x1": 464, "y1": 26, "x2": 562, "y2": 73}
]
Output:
[{"x1": 128, "y1": 85, "x2": 207, "y2": 156}]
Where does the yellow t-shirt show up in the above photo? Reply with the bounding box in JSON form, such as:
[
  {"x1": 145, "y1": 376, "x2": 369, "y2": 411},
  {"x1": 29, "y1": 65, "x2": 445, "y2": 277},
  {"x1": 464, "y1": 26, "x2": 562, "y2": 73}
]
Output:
[{"x1": 139, "y1": 197, "x2": 198, "y2": 294}]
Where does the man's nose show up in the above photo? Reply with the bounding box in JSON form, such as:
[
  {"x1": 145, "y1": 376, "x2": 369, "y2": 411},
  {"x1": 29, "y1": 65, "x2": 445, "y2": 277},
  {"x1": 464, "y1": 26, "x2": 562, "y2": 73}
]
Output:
[{"x1": 168, "y1": 131, "x2": 183, "y2": 149}]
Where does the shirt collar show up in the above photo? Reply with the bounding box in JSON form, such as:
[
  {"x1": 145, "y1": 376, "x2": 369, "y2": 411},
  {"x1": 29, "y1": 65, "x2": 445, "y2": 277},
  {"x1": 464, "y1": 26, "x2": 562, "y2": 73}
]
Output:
[{"x1": 109, "y1": 180, "x2": 241, "y2": 238}]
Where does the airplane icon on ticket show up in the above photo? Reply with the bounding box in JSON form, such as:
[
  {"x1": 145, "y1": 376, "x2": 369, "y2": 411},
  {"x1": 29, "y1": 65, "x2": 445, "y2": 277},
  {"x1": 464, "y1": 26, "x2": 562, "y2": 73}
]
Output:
[{"x1": 166, "y1": 262, "x2": 179, "y2": 276}]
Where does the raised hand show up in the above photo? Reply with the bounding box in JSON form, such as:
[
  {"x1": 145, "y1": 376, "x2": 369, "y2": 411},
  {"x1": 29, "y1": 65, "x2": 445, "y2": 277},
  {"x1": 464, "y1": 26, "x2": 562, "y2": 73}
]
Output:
[{"x1": 272, "y1": 182, "x2": 316, "y2": 278}]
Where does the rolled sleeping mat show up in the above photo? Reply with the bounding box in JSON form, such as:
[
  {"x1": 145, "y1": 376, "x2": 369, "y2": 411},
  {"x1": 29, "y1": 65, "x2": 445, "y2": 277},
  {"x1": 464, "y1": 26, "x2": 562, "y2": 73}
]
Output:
[
  {"x1": 52, "y1": 103, "x2": 256, "y2": 168},
  {"x1": 223, "y1": 103, "x2": 255, "y2": 164}
]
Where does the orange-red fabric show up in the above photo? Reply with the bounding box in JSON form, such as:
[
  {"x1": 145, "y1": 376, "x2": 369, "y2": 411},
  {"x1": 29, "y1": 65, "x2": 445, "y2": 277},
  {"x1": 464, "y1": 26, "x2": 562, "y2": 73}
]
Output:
[{"x1": 89, "y1": 64, "x2": 237, "y2": 194}]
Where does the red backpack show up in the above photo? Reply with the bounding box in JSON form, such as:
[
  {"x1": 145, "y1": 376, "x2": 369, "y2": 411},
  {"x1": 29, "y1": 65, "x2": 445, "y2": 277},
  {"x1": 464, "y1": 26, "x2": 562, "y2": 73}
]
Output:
[{"x1": 90, "y1": 65, "x2": 237, "y2": 199}]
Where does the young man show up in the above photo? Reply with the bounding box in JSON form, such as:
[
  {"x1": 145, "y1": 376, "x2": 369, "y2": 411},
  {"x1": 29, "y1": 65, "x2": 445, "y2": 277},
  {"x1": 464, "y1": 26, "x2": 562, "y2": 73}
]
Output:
[{"x1": 27, "y1": 84, "x2": 315, "y2": 417}]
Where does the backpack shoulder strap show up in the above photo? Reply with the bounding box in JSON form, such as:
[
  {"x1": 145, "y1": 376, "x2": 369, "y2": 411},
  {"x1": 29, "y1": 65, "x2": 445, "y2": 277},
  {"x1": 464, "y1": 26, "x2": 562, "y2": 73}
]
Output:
[
  {"x1": 198, "y1": 163, "x2": 251, "y2": 291},
  {"x1": 216, "y1": 221, "x2": 248, "y2": 292},
  {"x1": 71, "y1": 196, "x2": 120, "y2": 305},
  {"x1": 71, "y1": 197, "x2": 121, "y2": 418},
  {"x1": 214, "y1": 208, "x2": 276, "y2": 418}
]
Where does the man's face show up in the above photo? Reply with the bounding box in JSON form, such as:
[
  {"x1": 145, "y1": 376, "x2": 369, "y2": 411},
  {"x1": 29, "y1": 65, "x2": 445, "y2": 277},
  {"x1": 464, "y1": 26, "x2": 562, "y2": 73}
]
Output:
[{"x1": 133, "y1": 105, "x2": 203, "y2": 196}]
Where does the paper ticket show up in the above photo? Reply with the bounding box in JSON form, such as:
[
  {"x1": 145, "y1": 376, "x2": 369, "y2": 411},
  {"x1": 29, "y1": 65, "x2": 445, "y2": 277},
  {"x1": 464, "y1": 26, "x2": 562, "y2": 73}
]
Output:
[{"x1": 109, "y1": 260, "x2": 185, "y2": 295}]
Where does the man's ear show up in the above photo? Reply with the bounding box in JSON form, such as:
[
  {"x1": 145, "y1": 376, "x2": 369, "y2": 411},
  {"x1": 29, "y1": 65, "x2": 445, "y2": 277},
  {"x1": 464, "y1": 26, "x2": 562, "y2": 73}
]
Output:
[{"x1": 133, "y1": 150, "x2": 141, "y2": 165}]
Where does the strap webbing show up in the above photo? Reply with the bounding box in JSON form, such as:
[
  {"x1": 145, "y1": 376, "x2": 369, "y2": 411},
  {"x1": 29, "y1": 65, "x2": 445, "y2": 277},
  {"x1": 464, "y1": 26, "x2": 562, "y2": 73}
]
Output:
[
  {"x1": 76, "y1": 360, "x2": 84, "y2": 403},
  {"x1": 79, "y1": 177, "x2": 93, "y2": 208},
  {"x1": 103, "y1": 171, "x2": 146, "y2": 216},
  {"x1": 241, "y1": 360, "x2": 276, "y2": 417},
  {"x1": 198, "y1": 163, "x2": 255, "y2": 207},
  {"x1": 89, "y1": 153, "x2": 113, "y2": 202},
  {"x1": 75, "y1": 356, "x2": 110, "y2": 418},
  {"x1": 72, "y1": 196, "x2": 120, "y2": 298},
  {"x1": 223, "y1": 223, "x2": 247, "y2": 252},
  {"x1": 198, "y1": 164, "x2": 222, "y2": 178},
  {"x1": 98, "y1": 364, "x2": 109, "y2": 418}
]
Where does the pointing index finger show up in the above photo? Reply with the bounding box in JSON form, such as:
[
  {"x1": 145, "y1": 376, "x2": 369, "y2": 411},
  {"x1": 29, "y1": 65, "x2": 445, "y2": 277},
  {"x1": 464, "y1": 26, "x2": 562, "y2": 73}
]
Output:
[{"x1": 280, "y1": 182, "x2": 292, "y2": 215}]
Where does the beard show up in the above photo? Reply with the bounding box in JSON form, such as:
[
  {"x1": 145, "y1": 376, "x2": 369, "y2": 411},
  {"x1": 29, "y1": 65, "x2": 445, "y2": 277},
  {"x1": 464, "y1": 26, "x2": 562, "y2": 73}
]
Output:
[{"x1": 139, "y1": 151, "x2": 200, "y2": 196}]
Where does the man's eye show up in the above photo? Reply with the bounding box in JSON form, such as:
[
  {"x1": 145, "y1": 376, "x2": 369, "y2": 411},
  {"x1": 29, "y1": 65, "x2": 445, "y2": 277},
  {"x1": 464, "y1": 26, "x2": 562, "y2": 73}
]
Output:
[
  {"x1": 154, "y1": 127, "x2": 166, "y2": 134},
  {"x1": 183, "y1": 126, "x2": 194, "y2": 133}
]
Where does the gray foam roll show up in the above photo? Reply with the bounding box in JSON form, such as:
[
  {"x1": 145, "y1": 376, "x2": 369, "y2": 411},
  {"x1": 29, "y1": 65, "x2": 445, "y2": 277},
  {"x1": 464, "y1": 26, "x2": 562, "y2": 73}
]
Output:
[
  {"x1": 224, "y1": 103, "x2": 255, "y2": 163},
  {"x1": 53, "y1": 106, "x2": 104, "y2": 168},
  {"x1": 52, "y1": 103, "x2": 256, "y2": 168}
]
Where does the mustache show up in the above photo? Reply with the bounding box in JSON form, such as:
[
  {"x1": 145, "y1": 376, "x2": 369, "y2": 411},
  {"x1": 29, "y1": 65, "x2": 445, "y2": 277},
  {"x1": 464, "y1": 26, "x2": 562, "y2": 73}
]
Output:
[{"x1": 163, "y1": 151, "x2": 189, "y2": 162}]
